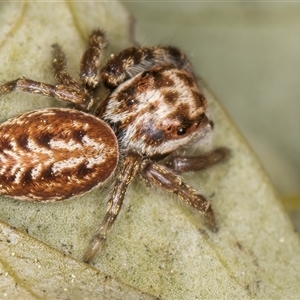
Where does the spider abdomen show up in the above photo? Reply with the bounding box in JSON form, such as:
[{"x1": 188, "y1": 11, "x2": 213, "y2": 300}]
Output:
[{"x1": 0, "y1": 108, "x2": 118, "y2": 201}]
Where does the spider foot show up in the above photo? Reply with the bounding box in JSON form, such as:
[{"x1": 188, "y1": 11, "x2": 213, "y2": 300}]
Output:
[{"x1": 83, "y1": 234, "x2": 106, "y2": 263}]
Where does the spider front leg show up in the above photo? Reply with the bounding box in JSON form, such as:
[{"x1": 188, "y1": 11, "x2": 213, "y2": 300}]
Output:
[
  {"x1": 80, "y1": 29, "x2": 107, "y2": 89},
  {"x1": 141, "y1": 160, "x2": 217, "y2": 231},
  {"x1": 164, "y1": 147, "x2": 230, "y2": 173},
  {"x1": 83, "y1": 152, "x2": 142, "y2": 263}
]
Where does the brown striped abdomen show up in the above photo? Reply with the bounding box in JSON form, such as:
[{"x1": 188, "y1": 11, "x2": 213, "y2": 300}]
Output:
[{"x1": 0, "y1": 108, "x2": 118, "y2": 201}]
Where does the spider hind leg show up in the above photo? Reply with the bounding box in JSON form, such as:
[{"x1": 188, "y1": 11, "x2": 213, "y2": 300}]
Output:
[{"x1": 141, "y1": 160, "x2": 217, "y2": 231}]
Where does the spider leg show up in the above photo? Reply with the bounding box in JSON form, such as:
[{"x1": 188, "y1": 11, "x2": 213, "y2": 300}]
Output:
[
  {"x1": 164, "y1": 147, "x2": 230, "y2": 173},
  {"x1": 0, "y1": 41, "x2": 96, "y2": 110},
  {"x1": 51, "y1": 43, "x2": 94, "y2": 110},
  {"x1": 141, "y1": 160, "x2": 217, "y2": 231},
  {"x1": 80, "y1": 29, "x2": 107, "y2": 89},
  {"x1": 0, "y1": 77, "x2": 55, "y2": 97},
  {"x1": 0, "y1": 77, "x2": 92, "y2": 110},
  {"x1": 83, "y1": 152, "x2": 142, "y2": 263},
  {"x1": 101, "y1": 46, "x2": 195, "y2": 89},
  {"x1": 52, "y1": 44, "x2": 81, "y2": 87}
]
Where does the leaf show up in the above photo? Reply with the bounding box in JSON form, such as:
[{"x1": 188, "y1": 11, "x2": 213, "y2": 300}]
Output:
[
  {"x1": 0, "y1": 220, "x2": 157, "y2": 300},
  {"x1": 0, "y1": 1, "x2": 300, "y2": 299}
]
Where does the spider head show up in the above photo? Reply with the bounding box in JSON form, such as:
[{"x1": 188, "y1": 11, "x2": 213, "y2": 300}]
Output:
[{"x1": 101, "y1": 65, "x2": 212, "y2": 156}]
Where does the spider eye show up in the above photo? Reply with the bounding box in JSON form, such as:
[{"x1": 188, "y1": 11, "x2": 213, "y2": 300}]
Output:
[
  {"x1": 126, "y1": 99, "x2": 135, "y2": 106},
  {"x1": 177, "y1": 127, "x2": 187, "y2": 135}
]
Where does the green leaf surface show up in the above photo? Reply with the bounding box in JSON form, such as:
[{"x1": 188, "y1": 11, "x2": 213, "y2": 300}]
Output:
[{"x1": 0, "y1": 1, "x2": 299, "y2": 299}]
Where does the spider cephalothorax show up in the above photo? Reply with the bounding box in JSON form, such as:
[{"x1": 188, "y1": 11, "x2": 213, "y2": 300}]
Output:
[
  {"x1": 101, "y1": 64, "x2": 211, "y2": 156},
  {"x1": 0, "y1": 30, "x2": 228, "y2": 262}
]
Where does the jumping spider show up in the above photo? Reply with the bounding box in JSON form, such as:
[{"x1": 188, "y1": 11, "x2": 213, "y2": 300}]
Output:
[{"x1": 0, "y1": 30, "x2": 228, "y2": 262}]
